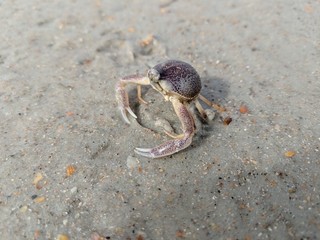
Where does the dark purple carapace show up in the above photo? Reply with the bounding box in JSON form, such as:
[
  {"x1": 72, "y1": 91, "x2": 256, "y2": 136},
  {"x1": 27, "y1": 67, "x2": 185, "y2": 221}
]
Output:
[{"x1": 153, "y1": 60, "x2": 202, "y2": 100}]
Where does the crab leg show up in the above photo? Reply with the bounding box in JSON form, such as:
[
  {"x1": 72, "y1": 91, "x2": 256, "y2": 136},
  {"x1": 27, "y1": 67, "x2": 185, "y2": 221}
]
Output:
[
  {"x1": 115, "y1": 75, "x2": 150, "y2": 124},
  {"x1": 137, "y1": 85, "x2": 148, "y2": 104},
  {"x1": 199, "y1": 94, "x2": 226, "y2": 112},
  {"x1": 195, "y1": 98, "x2": 208, "y2": 120},
  {"x1": 135, "y1": 98, "x2": 195, "y2": 158}
]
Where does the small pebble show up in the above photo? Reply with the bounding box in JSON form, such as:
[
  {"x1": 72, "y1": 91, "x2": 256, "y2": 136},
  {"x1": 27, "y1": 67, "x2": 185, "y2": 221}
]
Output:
[
  {"x1": 285, "y1": 151, "x2": 296, "y2": 158},
  {"x1": 239, "y1": 105, "x2": 249, "y2": 114},
  {"x1": 33, "y1": 173, "x2": 43, "y2": 186},
  {"x1": 223, "y1": 117, "x2": 232, "y2": 125},
  {"x1": 66, "y1": 165, "x2": 76, "y2": 177},
  {"x1": 204, "y1": 109, "x2": 216, "y2": 121},
  {"x1": 70, "y1": 187, "x2": 78, "y2": 194},
  {"x1": 20, "y1": 205, "x2": 28, "y2": 213},
  {"x1": 56, "y1": 234, "x2": 69, "y2": 240},
  {"x1": 127, "y1": 155, "x2": 140, "y2": 170},
  {"x1": 34, "y1": 196, "x2": 46, "y2": 203}
]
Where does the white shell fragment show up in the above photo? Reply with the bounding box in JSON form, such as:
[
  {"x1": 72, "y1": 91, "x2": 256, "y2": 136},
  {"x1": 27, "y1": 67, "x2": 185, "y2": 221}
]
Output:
[{"x1": 126, "y1": 155, "x2": 140, "y2": 170}]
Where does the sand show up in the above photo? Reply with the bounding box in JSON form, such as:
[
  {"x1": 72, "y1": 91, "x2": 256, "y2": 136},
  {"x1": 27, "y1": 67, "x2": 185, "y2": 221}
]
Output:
[{"x1": 1, "y1": 0, "x2": 319, "y2": 239}]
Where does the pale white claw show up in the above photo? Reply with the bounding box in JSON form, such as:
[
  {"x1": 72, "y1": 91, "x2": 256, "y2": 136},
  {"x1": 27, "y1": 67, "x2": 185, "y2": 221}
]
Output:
[
  {"x1": 120, "y1": 108, "x2": 131, "y2": 124},
  {"x1": 134, "y1": 147, "x2": 154, "y2": 158},
  {"x1": 119, "y1": 106, "x2": 137, "y2": 124},
  {"x1": 126, "y1": 107, "x2": 137, "y2": 119},
  {"x1": 135, "y1": 147, "x2": 152, "y2": 152}
]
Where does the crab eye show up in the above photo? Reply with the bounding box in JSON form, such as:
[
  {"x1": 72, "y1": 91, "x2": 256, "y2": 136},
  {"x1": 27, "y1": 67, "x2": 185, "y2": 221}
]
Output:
[{"x1": 147, "y1": 68, "x2": 160, "y2": 82}]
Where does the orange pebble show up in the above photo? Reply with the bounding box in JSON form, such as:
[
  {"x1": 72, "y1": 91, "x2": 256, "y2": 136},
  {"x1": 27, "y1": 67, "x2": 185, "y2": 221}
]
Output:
[
  {"x1": 66, "y1": 165, "x2": 76, "y2": 176},
  {"x1": 223, "y1": 117, "x2": 232, "y2": 125},
  {"x1": 285, "y1": 151, "x2": 296, "y2": 158},
  {"x1": 239, "y1": 105, "x2": 249, "y2": 114}
]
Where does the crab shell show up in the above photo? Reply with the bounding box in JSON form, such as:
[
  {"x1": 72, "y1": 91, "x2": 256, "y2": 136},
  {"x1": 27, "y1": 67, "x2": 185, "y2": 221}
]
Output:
[{"x1": 150, "y1": 60, "x2": 202, "y2": 101}]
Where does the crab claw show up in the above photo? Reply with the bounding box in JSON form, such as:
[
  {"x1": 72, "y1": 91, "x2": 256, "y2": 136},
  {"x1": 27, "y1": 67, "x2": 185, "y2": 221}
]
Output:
[
  {"x1": 120, "y1": 105, "x2": 137, "y2": 124},
  {"x1": 115, "y1": 82, "x2": 137, "y2": 124},
  {"x1": 135, "y1": 98, "x2": 195, "y2": 158},
  {"x1": 115, "y1": 75, "x2": 151, "y2": 124},
  {"x1": 135, "y1": 136, "x2": 192, "y2": 158}
]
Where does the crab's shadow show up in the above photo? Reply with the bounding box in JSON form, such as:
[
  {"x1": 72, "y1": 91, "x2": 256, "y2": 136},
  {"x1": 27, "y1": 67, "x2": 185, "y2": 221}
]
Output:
[{"x1": 200, "y1": 76, "x2": 229, "y2": 103}]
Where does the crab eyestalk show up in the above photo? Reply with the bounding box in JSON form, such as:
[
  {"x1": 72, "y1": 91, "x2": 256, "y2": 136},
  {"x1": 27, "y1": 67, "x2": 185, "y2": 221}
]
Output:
[{"x1": 147, "y1": 68, "x2": 160, "y2": 82}]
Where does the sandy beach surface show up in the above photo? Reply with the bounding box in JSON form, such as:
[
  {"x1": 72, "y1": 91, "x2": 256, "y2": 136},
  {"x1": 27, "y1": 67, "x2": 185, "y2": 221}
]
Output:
[{"x1": 1, "y1": 0, "x2": 319, "y2": 239}]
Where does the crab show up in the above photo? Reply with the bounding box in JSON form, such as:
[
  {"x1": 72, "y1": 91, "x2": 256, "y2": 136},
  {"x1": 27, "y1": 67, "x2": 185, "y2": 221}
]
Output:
[{"x1": 115, "y1": 60, "x2": 225, "y2": 158}]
